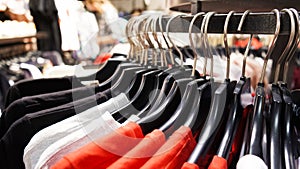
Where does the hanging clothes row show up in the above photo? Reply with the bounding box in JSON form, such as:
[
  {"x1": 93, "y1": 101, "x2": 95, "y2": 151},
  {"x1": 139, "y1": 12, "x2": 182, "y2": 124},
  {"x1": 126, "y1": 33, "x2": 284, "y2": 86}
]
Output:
[{"x1": 0, "y1": 9, "x2": 300, "y2": 169}]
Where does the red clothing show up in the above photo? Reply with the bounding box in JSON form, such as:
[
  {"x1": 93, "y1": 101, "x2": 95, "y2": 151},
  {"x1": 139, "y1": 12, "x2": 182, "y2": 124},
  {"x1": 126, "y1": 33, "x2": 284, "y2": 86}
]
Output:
[
  {"x1": 293, "y1": 67, "x2": 300, "y2": 89},
  {"x1": 51, "y1": 122, "x2": 144, "y2": 169},
  {"x1": 228, "y1": 105, "x2": 253, "y2": 167},
  {"x1": 181, "y1": 162, "x2": 200, "y2": 169},
  {"x1": 141, "y1": 126, "x2": 196, "y2": 169},
  {"x1": 208, "y1": 156, "x2": 228, "y2": 169},
  {"x1": 199, "y1": 105, "x2": 253, "y2": 169},
  {"x1": 94, "y1": 53, "x2": 112, "y2": 64},
  {"x1": 107, "y1": 129, "x2": 166, "y2": 169}
]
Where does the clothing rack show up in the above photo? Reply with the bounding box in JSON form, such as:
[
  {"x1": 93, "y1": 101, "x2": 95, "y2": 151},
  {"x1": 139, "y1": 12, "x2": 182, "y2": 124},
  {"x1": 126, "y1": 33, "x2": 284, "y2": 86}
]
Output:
[
  {"x1": 170, "y1": 0, "x2": 300, "y2": 14},
  {"x1": 159, "y1": 11, "x2": 297, "y2": 85},
  {"x1": 159, "y1": 12, "x2": 293, "y2": 35}
]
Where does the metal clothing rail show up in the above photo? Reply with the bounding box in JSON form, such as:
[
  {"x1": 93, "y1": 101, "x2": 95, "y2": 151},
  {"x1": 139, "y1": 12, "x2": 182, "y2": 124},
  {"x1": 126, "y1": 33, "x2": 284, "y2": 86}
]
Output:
[
  {"x1": 159, "y1": 12, "x2": 294, "y2": 35},
  {"x1": 170, "y1": 0, "x2": 300, "y2": 14}
]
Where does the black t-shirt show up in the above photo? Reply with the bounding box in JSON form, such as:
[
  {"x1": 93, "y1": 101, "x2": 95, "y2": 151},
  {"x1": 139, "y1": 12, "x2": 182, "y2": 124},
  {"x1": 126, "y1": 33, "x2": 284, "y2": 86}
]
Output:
[
  {"x1": 0, "y1": 85, "x2": 109, "y2": 138},
  {"x1": 0, "y1": 90, "x2": 111, "y2": 169},
  {"x1": 4, "y1": 77, "x2": 84, "y2": 108},
  {"x1": 0, "y1": 72, "x2": 10, "y2": 111}
]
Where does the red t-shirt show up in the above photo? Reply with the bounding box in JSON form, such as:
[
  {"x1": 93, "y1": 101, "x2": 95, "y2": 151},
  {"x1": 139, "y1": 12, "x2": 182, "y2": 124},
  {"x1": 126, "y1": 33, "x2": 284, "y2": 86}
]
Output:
[
  {"x1": 107, "y1": 129, "x2": 166, "y2": 169},
  {"x1": 51, "y1": 122, "x2": 144, "y2": 169},
  {"x1": 207, "y1": 155, "x2": 228, "y2": 169},
  {"x1": 141, "y1": 126, "x2": 196, "y2": 169},
  {"x1": 181, "y1": 162, "x2": 200, "y2": 169}
]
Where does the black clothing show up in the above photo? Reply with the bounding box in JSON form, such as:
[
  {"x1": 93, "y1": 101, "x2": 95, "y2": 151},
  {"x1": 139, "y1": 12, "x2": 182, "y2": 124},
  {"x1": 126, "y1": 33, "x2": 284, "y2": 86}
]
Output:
[
  {"x1": 29, "y1": 0, "x2": 62, "y2": 54},
  {"x1": 4, "y1": 77, "x2": 83, "y2": 108},
  {"x1": 0, "y1": 85, "x2": 109, "y2": 137},
  {"x1": 0, "y1": 90, "x2": 111, "y2": 169},
  {"x1": 0, "y1": 72, "x2": 10, "y2": 111}
]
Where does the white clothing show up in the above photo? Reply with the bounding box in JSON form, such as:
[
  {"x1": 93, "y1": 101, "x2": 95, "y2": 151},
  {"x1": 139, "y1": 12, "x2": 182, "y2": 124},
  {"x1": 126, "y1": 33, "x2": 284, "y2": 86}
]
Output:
[
  {"x1": 237, "y1": 154, "x2": 268, "y2": 169},
  {"x1": 23, "y1": 93, "x2": 129, "y2": 169}
]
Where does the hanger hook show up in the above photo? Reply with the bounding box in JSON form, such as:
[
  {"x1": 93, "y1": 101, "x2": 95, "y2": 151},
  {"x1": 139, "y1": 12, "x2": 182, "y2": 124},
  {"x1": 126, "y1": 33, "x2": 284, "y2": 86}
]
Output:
[
  {"x1": 152, "y1": 15, "x2": 167, "y2": 67},
  {"x1": 159, "y1": 14, "x2": 176, "y2": 66},
  {"x1": 125, "y1": 17, "x2": 133, "y2": 59},
  {"x1": 144, "y1": 16, "x2": 159, "y2": 66},
  {"x1": 273, "y1": 9, "x2": 296, "y2": 83},
  {"x1": 131, "y1": 15, "x2": 146, "y2": 62},
  {"x1": 237, "y1": 10, "x2": 254, "y2": 78},
  {"x1": 166, "y1": 14, "x2": 189, "y2": 68},
  {"x1": 136, "y1": 15, "x2": 150, "y2": 65},
  {"x1": 283, "y1": 8, "x2": 300, "y2": 83},
  {"x1": 126, "y1": 17, "x2": 139, "y2": 60},
  {"x1": 203, "y1": 12, "x2": 216, "y2": 78},
  {"x1": 224, "y1": 11, "x2": 235, "y2": 80},
  {"x1": 141, "y1": 16, "x2": 155, "y2": 66},
  {"x1": 188, "y1": 12, "x2": 205, "y2": 77},
  {"x1": 259, "y1": 9, "x2": 281, "y2": 84}
]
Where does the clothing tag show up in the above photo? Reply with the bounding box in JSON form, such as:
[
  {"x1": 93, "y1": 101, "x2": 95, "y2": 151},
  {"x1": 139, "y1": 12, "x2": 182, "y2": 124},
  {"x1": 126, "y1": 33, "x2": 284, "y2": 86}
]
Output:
[{"x1": 81, "y1": 80, "x2": 99, "y2": 86}]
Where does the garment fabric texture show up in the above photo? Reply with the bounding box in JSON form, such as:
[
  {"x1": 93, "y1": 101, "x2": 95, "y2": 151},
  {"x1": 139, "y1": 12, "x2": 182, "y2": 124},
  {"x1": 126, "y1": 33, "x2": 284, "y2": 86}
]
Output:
[
  {"x1": 51, "y1": 122, "x2": 144, "y2": 169},
  {"x1": 34, "y1": 113, "x2": 139, "y2": 169},
  {"x1": 181, "y1": 162, "x2": 200, "y2": 169},
  {"x1": 23, "y1": 93, "x2": 129, "y2": 169},
  {"x1": 140, "y1": 126, "x2": 197, "y2": 169},
  {"x1": 0, "y1": 91, "x2": 110, "y2": 169},
  {"x1": 4, "y1": 77, "x2": 84, "y2": 108},
  {"x1": 0, "y1": 85, "x2": 103, "y2": 137},
  {"x1": 107, "y1": 129, "x2": 166, "y2": 169},
  {"x1": 207, "y1": 156, "x2": 228, "y2": 169}
]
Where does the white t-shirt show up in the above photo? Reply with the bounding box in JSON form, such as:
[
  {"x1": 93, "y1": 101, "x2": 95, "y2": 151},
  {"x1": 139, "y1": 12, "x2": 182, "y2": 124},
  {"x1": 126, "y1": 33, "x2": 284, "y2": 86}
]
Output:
[
  {"x1": 34, "y1": 112, "x2": 139, "y2": 169},
  {"x1": 237, "y1": 154, "x2": 268, "y2": 169},
  {"x1": 23, "y1": 93, "x2": 129, "y2": 169}
]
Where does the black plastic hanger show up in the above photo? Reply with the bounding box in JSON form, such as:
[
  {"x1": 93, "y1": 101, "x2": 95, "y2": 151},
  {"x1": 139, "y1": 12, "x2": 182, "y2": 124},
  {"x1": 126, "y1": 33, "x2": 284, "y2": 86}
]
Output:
[
  {"x1": 77, "y1": 60, "x2": 124, "y2": 83},
  {"x1": 131, "y1": 15, "x2": 202, "y2": 119},
  {"x1": 136, "y1": 77, "x2": 193, "y2": 135},
  {"x1": 216, "y1": 10, "x2": 254, "y2": 159},
  {"x1": 268, "y1": 8, "x2": 297, "y2": 169},
  {"x1": 247, "y1": 9, "x2": 281, "y2": 159},
  {"x1": 111, "y1": 16, "x2": 175, "y2": 122},
  {"x1": 158, "y1": 12, "x2": 212, "y2": 135},
  {"x1": 279, "y1": 8, "x2": 300, "y2": 169},
  {"x1": 187, "y1": 11, "x2": 237, "y2": 163}
]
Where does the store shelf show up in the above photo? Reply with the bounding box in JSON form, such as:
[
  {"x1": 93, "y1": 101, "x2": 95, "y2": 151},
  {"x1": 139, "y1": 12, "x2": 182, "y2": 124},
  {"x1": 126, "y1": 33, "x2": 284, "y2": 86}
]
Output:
[{"x1": 0, "y1": 32, "x2": 47, "y2": 46}]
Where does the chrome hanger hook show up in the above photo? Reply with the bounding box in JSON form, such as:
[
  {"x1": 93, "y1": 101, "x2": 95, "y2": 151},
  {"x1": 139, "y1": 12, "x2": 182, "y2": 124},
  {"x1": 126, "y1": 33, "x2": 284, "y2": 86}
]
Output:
[
  {"x1": 188, "y1": 12, "x2": 205, "y2": 77},
  {"x1": 237, "y1": 10, "x2": 254, "y2": 78},
  {"x1": 166, "y1": 14, "x2": 190, "y2": 68},
  {"x1": 259, "y1": 9, "x2": 281, "y2": 84},
  {"x1": 152, "y1": 15, "x2": 167, "y2": 67},
  {"x1": 159, "y1": 14, "x2": 176, "y2": 66},
  {"x1": 283, "y1": 8, "x2": 300, "y2": 83},
  {"x1": 203, "y1": 12, "x2": 216, "y2": 78},
  {"x1": 273, "y1": 9, "x2": 296, "y2": 83},
  {"x1": 224, "y1": 11, "x2": 235, "y2": 80}
]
